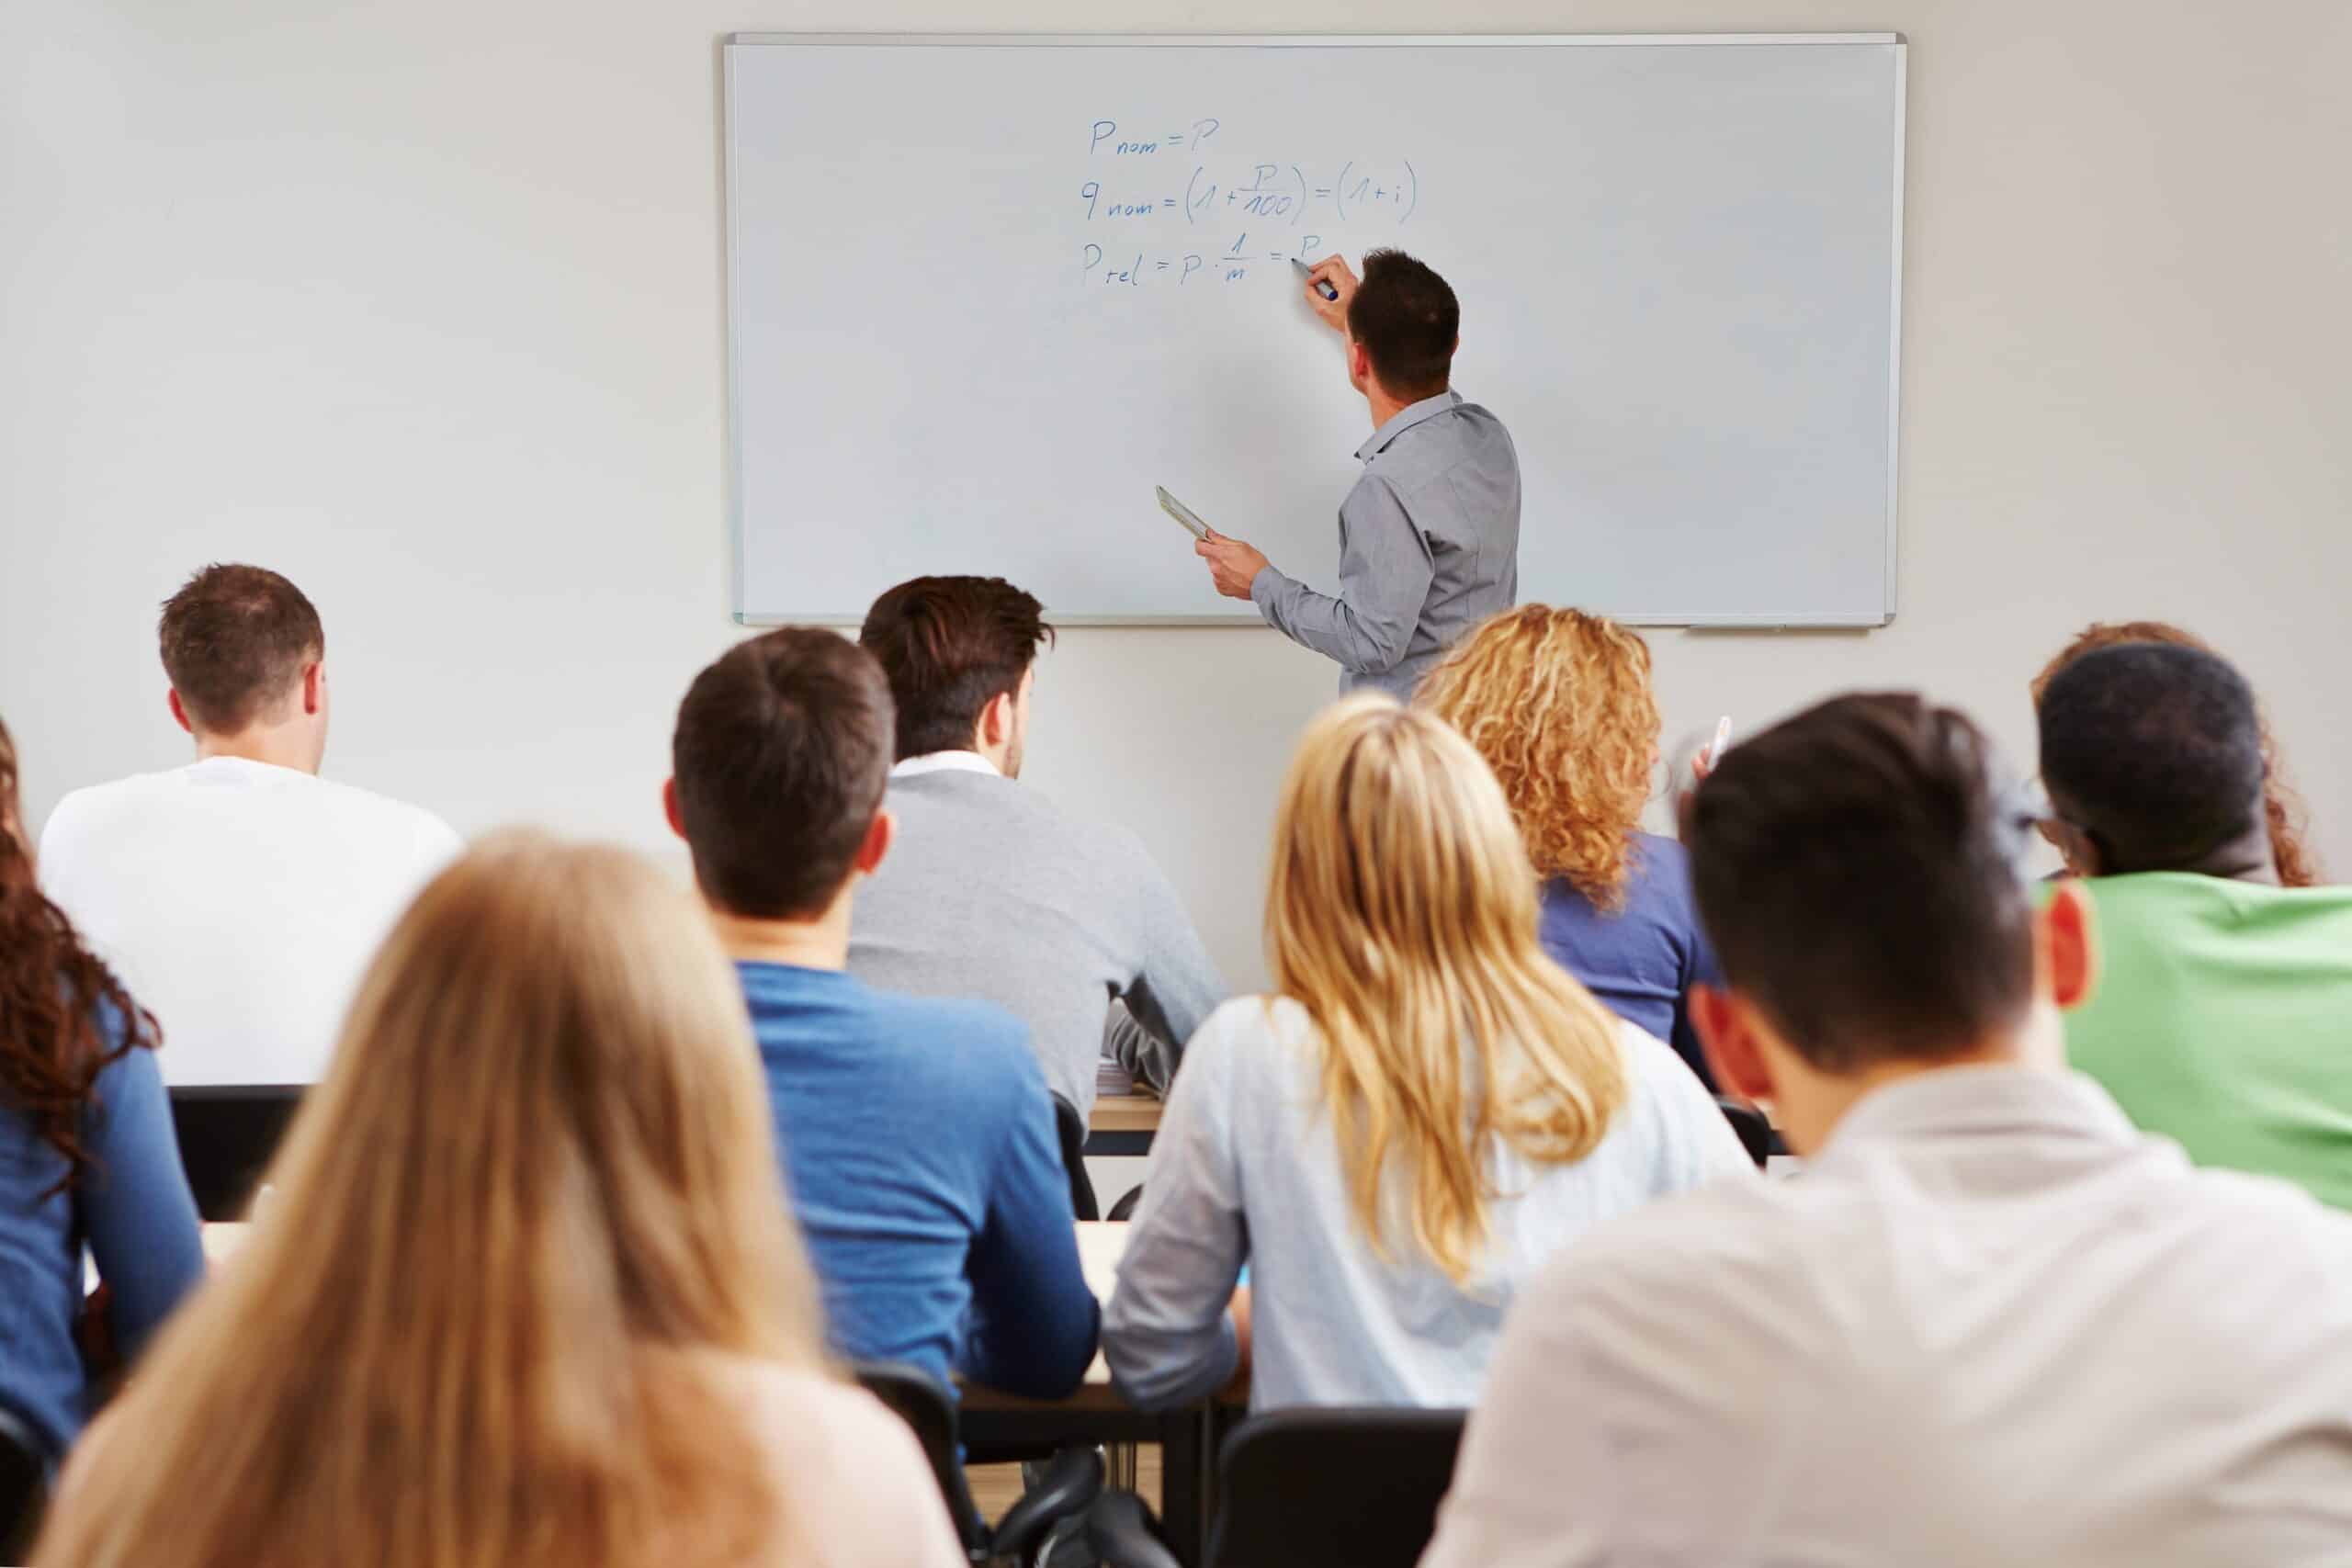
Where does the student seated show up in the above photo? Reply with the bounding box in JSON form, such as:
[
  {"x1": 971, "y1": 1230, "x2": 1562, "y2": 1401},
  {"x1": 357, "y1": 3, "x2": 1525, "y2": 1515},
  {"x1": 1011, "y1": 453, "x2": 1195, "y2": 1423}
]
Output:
[
  {"x1": 34, "y1": 836, "x2": 963, "y2": 1568},
  {"x1": 38, "y1": 564, "x2": 461, "y2": 1085},
  {"x1": 1102, "y1": 696, "x2": 1747, "y2": 1413},
  {"x1": 2033, "y1": 618, "x2": 2321, "y2": 885},
  {"x1": 667, "y1": 628, "x2": 1096, "y2": 1398},
  {"x1": 1421, "y1": 694, "x2": 2352, "y2": 1568},
  {"x1": 0, "y1": 716, "x2": 203, "y2": 1460},
  {"x1": 2040, "y1": 643, "x2": 2352, "y2": 1209},
  {"x1": 852, "y1": 576, "x2": 1224, "y2": 1108},
  {"x1": 1419, "y1": 604, "x2": 1718, "y2": 1078}
]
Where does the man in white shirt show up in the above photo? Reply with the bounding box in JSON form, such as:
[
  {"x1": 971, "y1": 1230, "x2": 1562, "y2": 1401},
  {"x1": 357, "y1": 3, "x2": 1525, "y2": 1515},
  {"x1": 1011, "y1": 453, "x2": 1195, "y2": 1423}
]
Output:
[
  {"x1": 1421, "y1": 693, "x2": 2352, "y2": 1568},
  {"x1": 40, "y1": 565, "x2": 460, "y2": 1084}
]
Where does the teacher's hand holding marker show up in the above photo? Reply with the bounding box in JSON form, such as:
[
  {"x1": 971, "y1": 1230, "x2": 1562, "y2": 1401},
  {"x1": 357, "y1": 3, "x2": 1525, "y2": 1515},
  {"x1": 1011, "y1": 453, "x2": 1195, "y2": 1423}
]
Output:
[{"x1": 1179, "y1": 248, "x2": 1525, "y2": 700}]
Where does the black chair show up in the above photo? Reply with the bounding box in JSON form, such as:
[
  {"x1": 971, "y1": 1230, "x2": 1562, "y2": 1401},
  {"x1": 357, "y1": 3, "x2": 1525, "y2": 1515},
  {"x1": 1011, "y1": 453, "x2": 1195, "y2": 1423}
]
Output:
[
  {"x1": 169, "y1": 1084, "x2": 304, "y2": 1220},
  {"x1": 1085, "y1": 1406, "x2": 1468, "y2": 1568},
  {"x1": 0, "y1": 1403, "x2": 55, "y2": 1564},
  {"x1": 1714, "y1": 1095, "x2": 1775, "y2": 1168},
  {"x1": 856, "y1": 1363, "x2": 1102, "y2": 1566},
  {"x1": 1051, "y1": 1093, "x2": 1100, "y2": 1222}
]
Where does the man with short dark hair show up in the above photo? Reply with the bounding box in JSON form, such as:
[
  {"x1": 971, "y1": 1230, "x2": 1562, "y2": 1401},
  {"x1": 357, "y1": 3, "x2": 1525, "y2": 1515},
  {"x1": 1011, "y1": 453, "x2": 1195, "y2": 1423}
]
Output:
[
  {"x1": 853, "y1": 575, "x2": 1223, "y2": 1110},
  {"x1": 40, "y1": 565, "x2": 459, "y2": 1084},
  {"x1": 1193, "y1": 248, "x2": 1519, "y2": 698},
  {"x1": 667, "y1": 627, "x2": 1097, "y2": 1398},
  {"x1": 1420, "y1": 694, "x2": 2352, "y2": 1567},
  {"x1": 2041, "y1": 643, "x2": 2352, "y2": 1210}
]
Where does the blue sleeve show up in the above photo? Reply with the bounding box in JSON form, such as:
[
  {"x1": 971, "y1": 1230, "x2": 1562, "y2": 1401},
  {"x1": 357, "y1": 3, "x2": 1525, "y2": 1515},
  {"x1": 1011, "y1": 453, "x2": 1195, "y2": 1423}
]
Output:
[
  {"x1": 1665, "y1": 848, "x2": 1721, "y2": 1091},
  {"x1": 80, "y1": 1043, "x2": 205, "y2": 1359},
  {"x1": 1250, "y1": 475, "x2": 1434, "y2": 678},
  {"x1": 959, "y1": 1033, "x2": 1101, "y2": 1399}
]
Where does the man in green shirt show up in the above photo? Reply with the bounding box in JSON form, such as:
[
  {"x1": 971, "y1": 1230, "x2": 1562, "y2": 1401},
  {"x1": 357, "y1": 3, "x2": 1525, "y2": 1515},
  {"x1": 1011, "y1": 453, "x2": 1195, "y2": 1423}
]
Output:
[{"x1": 2040, "y1": 643, "x2": 2352, "y2": 1211}]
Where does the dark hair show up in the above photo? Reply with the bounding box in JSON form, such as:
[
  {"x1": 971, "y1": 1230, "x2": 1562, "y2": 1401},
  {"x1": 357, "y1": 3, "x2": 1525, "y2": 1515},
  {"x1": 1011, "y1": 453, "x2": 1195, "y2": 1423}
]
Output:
[
  {"x1": 158, "y1": 564, "x2": 325, "y2": 734},
  {"x1": 670, "y1": 630, "x2": 895, "y2": 919},
  {"x1": 2039, "y1": 644, "x2": 2267, "y2": 874},
  {"x1": 1685, "y1": 694, "x2": 2037, "y2": 1071},
  {"x1": 859, "y1": 577, "x2": 1053, "y2": 761},
  {"x1": 0, "y1": 716, "x2": 158, "y2": 1193},
  {"x1": 1346, "y1": 249, "x2": 1458, "y2": 401}
]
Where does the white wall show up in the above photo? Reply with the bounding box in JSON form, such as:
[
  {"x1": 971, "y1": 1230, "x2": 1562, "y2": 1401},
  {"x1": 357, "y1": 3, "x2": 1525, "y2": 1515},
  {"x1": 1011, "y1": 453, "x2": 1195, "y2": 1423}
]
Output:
[{"x1": 6, "y1": 1, "x2": 2348, "y2": 994}]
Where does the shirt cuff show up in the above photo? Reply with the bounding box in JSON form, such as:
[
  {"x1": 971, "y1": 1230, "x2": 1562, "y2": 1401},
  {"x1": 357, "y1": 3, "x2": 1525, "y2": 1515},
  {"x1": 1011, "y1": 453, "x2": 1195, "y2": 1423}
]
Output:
[{"x1": 1248, "y1": 565, "x2": 1286, "y2": 612}]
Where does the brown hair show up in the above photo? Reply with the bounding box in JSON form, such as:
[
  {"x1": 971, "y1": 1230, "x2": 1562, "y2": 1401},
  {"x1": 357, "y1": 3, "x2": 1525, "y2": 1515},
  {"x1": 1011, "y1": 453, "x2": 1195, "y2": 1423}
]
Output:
[
  {"x1": 1686, "y1": 694, "x2": 2038, "y2": 1072},
  {"x1": 2030, "y1": 620, "x2": 2318, "y2": 886},
  {"x1": 671, "y1": 629, "x2": 894, "y2": 920},
  {"x1": 35, "y1": 834, "x2": 824, "y2": 1568},
  {"x1": 1418, "y1": 606, "x2": 1660, "y2": 908},
  {"x1": 157, "y1": 564, "x2": 325, "y2": 734},
  {"x1": 1347, "y1": 249, "x2": 1458, "y2": 401},
  {"x1": 860, "y1": 576, "x2": 1054, "y2": 761},
  {"x1": 0, "y1": 716, "x2": 159, "y2": 1194},
  {"x1": 1269, "y1": 696, "x2": 1629, "y2": 1282}
]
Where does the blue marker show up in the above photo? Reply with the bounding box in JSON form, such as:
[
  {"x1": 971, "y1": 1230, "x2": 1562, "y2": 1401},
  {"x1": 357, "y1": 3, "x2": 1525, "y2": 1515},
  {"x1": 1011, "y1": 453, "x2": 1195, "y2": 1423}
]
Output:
[{"x1": 1292, "y1": 257, "x2": 1340, "y2": 302}]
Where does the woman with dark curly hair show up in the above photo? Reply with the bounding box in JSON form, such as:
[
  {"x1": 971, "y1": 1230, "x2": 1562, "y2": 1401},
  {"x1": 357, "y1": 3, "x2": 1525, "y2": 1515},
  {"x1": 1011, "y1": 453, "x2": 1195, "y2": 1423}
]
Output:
[
  {"x1": 0, "y1": 716, "x2": 203, "y2": 1459},
  {"x1": 1419, "y1": 606, "x2": 1718, "y2": 1081}
]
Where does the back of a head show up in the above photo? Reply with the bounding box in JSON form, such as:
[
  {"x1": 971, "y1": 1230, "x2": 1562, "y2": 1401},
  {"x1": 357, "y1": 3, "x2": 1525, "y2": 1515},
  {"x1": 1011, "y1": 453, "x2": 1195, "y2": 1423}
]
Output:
[
  {"x1": 1269, "y1": 695, "x2": 1628, "y2": 1281},
  {"x1": 157, "y1": 563, "x2": 323, "y2": 734},
  {"x1": 1347, "y1": 249, "x2": 1459, "y2": 402},
  {"x1": 1686, "y1": 694, "x2": 2037, "y2": 1071},
  {"x1": 2039, "y1": 643, "x2": 2267, "y2": 875},
  {"x1": 36, "y1": 834, "x2": 818, "y2": 1568},
  {"x1": 672, "y1": 628, "x2": 895, "y2": 919},
  {"x1": 859, "y1": 575, "x2": 1052, "y2": 761},
  {"x1": 1416, "y1": 605, "x2": 1659, "y2": 906}
]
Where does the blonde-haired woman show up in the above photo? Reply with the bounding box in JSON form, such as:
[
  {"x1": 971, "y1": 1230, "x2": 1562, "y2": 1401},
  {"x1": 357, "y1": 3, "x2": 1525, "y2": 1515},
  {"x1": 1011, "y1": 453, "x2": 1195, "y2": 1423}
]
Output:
[
  {"x1": 35, "y1": 835, "x2": 961, "y2": 1568},
  {"x1": 1102, "y1": 699, "x2": 1747, "y2": 1412},
  {"x1": 1419, "y1": 604, "x2": 1718, "y2": 1077}
]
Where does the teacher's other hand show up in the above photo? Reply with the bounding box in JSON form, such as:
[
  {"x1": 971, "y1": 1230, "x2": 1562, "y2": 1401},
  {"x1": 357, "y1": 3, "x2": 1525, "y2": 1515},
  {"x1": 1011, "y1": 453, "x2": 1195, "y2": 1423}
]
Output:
[{"x1": 1196, "y1": 530, "x2": 1270, "y2": 600}]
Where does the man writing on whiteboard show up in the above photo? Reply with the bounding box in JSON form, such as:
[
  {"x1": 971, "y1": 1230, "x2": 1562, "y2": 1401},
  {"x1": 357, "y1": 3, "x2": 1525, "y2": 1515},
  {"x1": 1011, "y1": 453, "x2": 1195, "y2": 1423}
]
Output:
[{"x1": 1193, "y1": 249, "x2": 1521, "y2": 699}]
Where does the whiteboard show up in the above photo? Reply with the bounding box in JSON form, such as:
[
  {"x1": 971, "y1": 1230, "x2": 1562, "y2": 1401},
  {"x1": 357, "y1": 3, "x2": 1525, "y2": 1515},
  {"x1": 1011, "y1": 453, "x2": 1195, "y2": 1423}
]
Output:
[{"x1": 724, "y1": 34, "x2": 1905, "y2": 626}]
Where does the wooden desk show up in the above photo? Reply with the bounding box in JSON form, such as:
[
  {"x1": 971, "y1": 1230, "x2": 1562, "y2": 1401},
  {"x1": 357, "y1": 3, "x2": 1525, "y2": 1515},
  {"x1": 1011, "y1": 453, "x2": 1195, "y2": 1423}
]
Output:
[{"x1": 1084, "y1": 1092, "x2": 1163, "y2": 1157}]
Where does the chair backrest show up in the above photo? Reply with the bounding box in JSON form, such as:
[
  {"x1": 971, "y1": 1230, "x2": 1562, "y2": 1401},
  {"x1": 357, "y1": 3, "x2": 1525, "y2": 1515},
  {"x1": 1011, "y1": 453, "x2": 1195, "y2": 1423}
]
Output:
[
  {"x1": 1049, "y1": 1092, "x2": 1100, "y2": 1222},
  {"x1": 1714, "y1": 1096, "x2": 1775, "y2": 1168},
  {"x1": 0, "y1": 1403, "x2": 55, "y2": 1564},
  {"x1": 169, "y1": 1084, "x2": 305, "y2": 1220},
  {"x1": 853, "y1": 1362, "x2": 987, "y2": 1557},
  {"x1": 1207, "y1": 1407, "x2": 1466, "y2": 1568}
]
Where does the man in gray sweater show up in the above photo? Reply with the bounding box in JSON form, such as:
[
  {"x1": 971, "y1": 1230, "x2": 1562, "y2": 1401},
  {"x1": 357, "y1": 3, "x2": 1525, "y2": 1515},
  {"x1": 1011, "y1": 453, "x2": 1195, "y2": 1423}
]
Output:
[{"x1": 851, "y1": 576, "x2": 1226, "y2": 1116}]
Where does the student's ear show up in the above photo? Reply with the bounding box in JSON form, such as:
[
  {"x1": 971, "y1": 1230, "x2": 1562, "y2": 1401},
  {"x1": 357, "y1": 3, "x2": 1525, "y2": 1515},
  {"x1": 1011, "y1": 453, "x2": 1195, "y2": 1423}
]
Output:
[
  {"x1": 853, "y1": 808, "x2": 894, "y2": 877},
  {"x1": 167, "y1": 689, "x2": 194, "y2": 737},
  {"x1": 302, "y1": 661, "x2": 325, "y2": 717},
  {"x1": 2040, "y1": 818, "x2": 2103, "y2": 878},
  {"x1": 2038, "y1": 880, "x2": 2098, "y2": 1012},
  {"x1": 662, "y1": 777, "x2": 687, "y2": 842},
  {"x1": 977, "y1": 690, "x2": 1012, "y2": 750},
  {"x1": 1690, "y1": 983, "x2": 1775, "y2": 1104}
]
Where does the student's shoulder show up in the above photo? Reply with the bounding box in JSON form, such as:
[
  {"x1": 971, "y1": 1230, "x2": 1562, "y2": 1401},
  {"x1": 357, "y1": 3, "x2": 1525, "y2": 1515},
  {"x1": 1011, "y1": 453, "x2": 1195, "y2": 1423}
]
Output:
[
  {"x1": 722, "y1": 1360, "x2": 956, "y2": 1551},
  {"x1": 39, "y1": 771, "x2": 167, "y2": 850},
  {"x1": 307, "y1": 774, "x2": 458, "y2": 852},
  {"x1": 864, "y1": 984, "x2": 1035, "y2": 1077}
]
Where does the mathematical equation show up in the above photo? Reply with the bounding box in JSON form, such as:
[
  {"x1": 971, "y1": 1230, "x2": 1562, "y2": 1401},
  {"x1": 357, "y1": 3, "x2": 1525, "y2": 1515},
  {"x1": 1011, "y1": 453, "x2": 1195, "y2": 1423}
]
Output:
[{"x1": 1075, "y1": 116, "x2": 1421, "y2": 289}]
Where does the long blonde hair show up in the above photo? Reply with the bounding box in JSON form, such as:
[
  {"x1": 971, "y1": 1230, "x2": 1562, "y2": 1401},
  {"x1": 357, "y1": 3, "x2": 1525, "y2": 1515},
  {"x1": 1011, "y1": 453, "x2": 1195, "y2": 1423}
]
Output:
[
  {"x1": 1417, "y1": 606, "x2": 1661, "y2": 908},
  {"x1": 37, "y1": 835, "x2": 823, "y2": 1568},
  {"x1": 1268, "y1": 696, "x2": 1631, "y2": 1282}
]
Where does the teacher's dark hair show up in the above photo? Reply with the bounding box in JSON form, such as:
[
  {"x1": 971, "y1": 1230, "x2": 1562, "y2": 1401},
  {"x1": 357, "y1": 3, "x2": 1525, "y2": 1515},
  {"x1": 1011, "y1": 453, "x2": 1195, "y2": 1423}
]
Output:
[
  {"x1": 1348, "y1": 249, "x2": 1458, "y2": 402},
  {"x1": 860, "y1": 576, "x2": 1055, "y2": 761},
  {"x1": 671, "y1": 630, "x2": 895, "y2": 919},
  {"x1": 1683, "y1": 693, "x2": 2037, "y2": 1072}
]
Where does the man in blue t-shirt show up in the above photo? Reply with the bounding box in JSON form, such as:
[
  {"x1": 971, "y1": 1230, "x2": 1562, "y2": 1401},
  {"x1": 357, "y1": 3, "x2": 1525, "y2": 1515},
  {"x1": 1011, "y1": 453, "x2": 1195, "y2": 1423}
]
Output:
[{"x1": 665, "y1": 627, "x2": 1099, "y2": 1398}]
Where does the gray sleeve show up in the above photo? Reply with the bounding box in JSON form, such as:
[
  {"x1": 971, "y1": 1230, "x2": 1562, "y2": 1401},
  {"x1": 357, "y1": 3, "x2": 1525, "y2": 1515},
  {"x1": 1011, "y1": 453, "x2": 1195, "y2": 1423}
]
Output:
[
  {"x1": 1112, "y1": 837, "x2": 1227, "y2": 1088},
  {"x1": 1248, "y1": 474, "x2": 1434, "y2": 679}
]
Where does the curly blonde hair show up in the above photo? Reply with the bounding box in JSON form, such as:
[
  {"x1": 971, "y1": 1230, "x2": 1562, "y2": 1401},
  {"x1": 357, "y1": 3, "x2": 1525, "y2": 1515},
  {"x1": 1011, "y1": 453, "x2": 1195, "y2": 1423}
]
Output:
[{"x1": 1417, "y1": 606, "x2": 1660, "y2": 908}]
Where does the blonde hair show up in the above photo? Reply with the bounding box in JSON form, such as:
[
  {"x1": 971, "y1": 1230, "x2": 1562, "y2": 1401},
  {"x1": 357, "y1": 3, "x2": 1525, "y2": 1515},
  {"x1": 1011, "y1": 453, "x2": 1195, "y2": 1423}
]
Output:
[
  {"x1": 1417, "y1": 606, "x2": 1661, "y2": 908},
  {"x1": 1268, "y1": 696, "x2": 1632, "y2": 1282},
  {"x1": 37, "y1": 834, "x2": 823, "y2": 1568}
]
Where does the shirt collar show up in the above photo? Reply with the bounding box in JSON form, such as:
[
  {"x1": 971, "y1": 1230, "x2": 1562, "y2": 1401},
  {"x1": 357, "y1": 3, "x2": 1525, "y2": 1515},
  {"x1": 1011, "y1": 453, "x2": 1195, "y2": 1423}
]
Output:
[
  {"x1": 1353, "y1": 389, "x2": 1464, "y2": 462},
  {"x1": 1818, "y1": 1063, "x2": 2141, "y2": 1163},
  {"x1": 889, "y1": 750, "x2": 1001, "y2": 780}
]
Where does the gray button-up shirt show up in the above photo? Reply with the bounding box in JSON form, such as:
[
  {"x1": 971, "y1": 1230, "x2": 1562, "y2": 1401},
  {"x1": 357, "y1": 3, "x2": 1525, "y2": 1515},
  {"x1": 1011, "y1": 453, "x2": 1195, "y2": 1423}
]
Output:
[{"x1": 1250, "y1": 389, "x2": 1521, "y2": 700}]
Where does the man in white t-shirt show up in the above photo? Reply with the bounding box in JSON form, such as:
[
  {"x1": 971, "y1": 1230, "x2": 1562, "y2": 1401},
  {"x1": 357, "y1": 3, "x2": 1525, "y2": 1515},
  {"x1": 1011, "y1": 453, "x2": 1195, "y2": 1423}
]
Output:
[{"x1": 39, "y1": 564, "x2": 461, "y2": 1085}]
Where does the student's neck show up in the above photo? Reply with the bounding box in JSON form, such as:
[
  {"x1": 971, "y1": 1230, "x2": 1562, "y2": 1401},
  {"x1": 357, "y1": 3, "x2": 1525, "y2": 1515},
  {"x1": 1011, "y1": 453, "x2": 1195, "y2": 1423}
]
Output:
[
  {"x1": 2154, "y1": 827, "x2": 2282, "y2": 886},
  {"x1": 1777, "y1": 1011, "x2": 2064, "y2": 1156},
  {"x1": 194, "y1": 729, "x2": 318, "y2": 774},
  {"x1": 710, "y1": 898, "x2": 854, "y2": 972}
]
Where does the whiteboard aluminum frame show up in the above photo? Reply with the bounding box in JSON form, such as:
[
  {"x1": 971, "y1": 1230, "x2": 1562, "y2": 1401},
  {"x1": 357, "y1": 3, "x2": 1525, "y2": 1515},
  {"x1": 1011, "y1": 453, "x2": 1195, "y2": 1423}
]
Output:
[{"x1": 723, "y1": 32, "x2": 1907, "y2": 629}]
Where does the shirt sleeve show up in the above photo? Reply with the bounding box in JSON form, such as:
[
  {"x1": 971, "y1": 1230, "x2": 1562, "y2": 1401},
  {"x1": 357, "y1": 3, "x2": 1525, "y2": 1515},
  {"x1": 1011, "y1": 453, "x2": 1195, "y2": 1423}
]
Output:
[
  {"x1": 1102, "y1": 1010, "x2": 1247, "y2": 1410},
  {"x1": 1114, "y1": 838, "x2": 1227, "y2": 1087},
  {"x1": 1249, "y1": 474, "x2": 1435, "y2": 679},
  {"x1": 79, "y1": 1041, "x2": 206, "y2": 1359},
  {"x1": 959, "y1": 1041, "x2": 1101, "y2": 1399}
]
